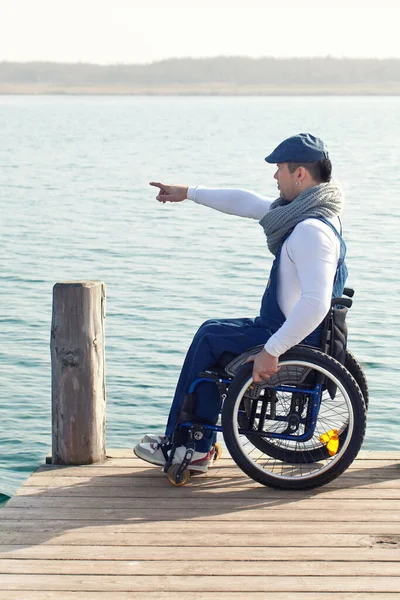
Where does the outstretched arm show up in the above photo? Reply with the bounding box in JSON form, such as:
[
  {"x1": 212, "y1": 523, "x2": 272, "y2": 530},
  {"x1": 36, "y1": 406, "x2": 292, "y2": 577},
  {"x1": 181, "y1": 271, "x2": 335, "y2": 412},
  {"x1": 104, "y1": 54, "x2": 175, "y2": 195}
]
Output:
[{"x1": 150, "y1": 182, "x2": 273, "y2": 220}]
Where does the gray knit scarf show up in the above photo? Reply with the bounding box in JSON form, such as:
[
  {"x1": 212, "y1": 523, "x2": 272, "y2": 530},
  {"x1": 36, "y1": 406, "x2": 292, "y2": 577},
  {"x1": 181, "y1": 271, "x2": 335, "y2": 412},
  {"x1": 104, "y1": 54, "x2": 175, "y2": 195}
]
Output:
[{"x1": 259, "y1": 181, "x2": 344, "y2": 255}]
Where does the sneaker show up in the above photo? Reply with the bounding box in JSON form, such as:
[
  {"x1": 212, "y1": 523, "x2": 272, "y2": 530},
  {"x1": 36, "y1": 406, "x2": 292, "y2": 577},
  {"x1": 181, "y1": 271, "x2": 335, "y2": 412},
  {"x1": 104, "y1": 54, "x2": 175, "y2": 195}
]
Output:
[
  {"x1": 140, "y1": 433, "x2": 167, "y2": 444},
  {"x1": 134, "y1": 440, "x2": 169, "y2": 466},
  {"x1": 185, "y1": 447, "x2": 214, "y2": 474},
  {"x1": 134, "y1": 441, "x2": 213, "y2": 474}
]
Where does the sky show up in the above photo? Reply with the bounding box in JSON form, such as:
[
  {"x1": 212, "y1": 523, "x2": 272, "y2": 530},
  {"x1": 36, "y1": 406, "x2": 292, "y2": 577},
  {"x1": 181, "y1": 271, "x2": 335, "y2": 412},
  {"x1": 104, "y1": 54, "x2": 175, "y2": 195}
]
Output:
[{"x1": 0, "y1": 0, "x2": 399, "y2": 65}]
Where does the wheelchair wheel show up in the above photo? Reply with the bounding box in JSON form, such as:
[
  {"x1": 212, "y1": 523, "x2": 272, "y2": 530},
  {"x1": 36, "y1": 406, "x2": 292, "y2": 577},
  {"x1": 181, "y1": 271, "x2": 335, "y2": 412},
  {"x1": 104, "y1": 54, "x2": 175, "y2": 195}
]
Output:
[
  {"x1": 222, "y1": 347, "x2": 366, "y2": 490},
  {"x1": 345, "y1": 350, "x2": 369, "y2": 410},
  {"x1": 167, "y1": 464, "x2": 191, "y2": 486}
]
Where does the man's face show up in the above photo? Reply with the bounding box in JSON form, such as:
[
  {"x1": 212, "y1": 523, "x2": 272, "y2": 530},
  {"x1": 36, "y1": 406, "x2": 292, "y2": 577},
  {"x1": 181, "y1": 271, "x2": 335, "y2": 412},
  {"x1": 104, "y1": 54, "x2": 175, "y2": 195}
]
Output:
[{"x1": 273, "y1": 163, "x2": 300, "y2": 202}]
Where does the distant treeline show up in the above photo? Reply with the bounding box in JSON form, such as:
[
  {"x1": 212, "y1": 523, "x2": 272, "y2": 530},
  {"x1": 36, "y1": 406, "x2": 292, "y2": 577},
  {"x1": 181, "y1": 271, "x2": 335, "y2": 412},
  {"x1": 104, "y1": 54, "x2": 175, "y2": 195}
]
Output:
[{"x1": 1, "y1": 57, "x2": 400, "y2": 86}]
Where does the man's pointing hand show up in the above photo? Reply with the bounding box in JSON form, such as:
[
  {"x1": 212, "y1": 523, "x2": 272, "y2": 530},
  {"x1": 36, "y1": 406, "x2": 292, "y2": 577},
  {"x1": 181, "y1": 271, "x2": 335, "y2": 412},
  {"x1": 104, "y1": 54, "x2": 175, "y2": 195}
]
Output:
[{"x1": 150, "y1": 182, "x2": 188, "y2": 203}]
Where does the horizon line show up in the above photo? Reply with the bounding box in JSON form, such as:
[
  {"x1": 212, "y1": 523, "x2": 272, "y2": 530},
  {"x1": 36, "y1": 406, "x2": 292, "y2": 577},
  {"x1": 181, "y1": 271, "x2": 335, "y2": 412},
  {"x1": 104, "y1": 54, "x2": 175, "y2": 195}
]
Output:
[{"x1": 1, "y1": 55, "x2": 400, "y2": 67}]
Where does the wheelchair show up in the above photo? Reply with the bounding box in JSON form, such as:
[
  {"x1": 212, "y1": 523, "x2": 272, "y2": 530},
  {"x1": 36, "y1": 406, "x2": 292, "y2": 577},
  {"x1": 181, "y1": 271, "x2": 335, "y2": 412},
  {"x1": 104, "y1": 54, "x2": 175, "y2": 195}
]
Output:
[{"x1": 164, "y1": 288, "x2": 368, "y2": 490}]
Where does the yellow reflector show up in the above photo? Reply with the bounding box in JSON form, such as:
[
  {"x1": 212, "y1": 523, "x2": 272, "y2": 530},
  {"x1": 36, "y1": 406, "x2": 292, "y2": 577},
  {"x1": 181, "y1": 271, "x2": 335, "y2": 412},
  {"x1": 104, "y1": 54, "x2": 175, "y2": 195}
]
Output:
[{"x1": 319, "y1": 429, "x2": 339, "y2": 456}]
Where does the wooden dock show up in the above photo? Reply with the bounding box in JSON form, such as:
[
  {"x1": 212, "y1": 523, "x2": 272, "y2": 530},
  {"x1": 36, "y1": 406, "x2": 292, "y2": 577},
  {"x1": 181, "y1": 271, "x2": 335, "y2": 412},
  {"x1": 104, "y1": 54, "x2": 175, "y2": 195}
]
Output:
[{"x1": 1, "y1": 449, "x2": 400, "y2": 599}]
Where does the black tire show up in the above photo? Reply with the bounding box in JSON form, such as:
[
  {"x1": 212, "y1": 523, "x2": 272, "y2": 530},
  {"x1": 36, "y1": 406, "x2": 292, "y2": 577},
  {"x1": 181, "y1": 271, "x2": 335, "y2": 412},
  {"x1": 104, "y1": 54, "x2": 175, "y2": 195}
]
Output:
[
  {"x1": 222, "y1": 347, "x2": 366, "y2": 490},
  {"x1": 345, "y1": 350, "x2": 369, "y2": 410}
]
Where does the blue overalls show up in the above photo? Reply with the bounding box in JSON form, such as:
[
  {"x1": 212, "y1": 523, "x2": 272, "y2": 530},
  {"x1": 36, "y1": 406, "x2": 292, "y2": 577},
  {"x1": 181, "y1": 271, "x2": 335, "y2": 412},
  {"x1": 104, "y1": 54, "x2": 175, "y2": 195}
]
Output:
[{"x1": 164, "y1": 217, "x2": 347, "y2": 453}]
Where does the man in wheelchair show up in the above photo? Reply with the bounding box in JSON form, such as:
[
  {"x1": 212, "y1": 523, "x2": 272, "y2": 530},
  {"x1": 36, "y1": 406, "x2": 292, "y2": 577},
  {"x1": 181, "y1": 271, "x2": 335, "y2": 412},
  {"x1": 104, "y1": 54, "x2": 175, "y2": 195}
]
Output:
[{"x1": 134, "y1": 133, "x2": 354, "y2": 478}]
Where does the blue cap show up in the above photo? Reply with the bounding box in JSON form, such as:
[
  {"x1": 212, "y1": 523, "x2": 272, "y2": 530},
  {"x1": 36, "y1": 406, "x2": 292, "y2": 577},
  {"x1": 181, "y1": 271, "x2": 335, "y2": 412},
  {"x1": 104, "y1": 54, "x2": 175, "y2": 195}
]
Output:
[{"x1": 265, "y1": 133, "x2": 328, "y2": 164}]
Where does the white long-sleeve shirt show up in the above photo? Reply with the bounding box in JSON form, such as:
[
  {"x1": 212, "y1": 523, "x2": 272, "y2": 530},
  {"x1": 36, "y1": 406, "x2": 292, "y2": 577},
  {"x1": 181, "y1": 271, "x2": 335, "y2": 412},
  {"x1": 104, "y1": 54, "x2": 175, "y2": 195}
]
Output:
[{"x1": 187, "y1": 186, "x2": 341, "y2": 357}]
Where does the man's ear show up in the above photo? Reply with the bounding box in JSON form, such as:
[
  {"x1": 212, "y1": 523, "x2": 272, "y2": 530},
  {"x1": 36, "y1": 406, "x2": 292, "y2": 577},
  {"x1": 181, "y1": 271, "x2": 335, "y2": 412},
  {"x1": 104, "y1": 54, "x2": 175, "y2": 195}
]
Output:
[{"x1": 298, "y1": 166, "x2": 307, "y2": 181}]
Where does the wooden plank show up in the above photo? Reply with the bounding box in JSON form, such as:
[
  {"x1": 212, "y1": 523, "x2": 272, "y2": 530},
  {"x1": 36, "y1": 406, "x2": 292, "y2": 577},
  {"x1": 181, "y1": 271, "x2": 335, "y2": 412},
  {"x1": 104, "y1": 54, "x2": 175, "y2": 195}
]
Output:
[
  {"x1": 1, "y1": 559, "x2": 400, "y2": 576},
  {"x1": 350, "y1": 451, "x2": 400, "y2": 460},
  {"x1": 0, "y1": 545, "x2": 399, "y2": 562},
  {"x1": 7, "y1": 495, "x2": 400, "y2": 512},
  {"x1": 20, "y1": 476, "x2": 400, "y2": 492},
  {"x1": 30, "y1": 464, "x2": 400, "y2": 478},
  {"x1": 1, "y1": 519, "x2": 400, "y2": 535},
  {"x1": 13, "y1": 485, "x2": 400, "y2": 500},
  {"x1": 1, "y1": 592, "x2": 396, "y2": 600},
  {"x1": 22, "y1": 473, "x2": 400, "y2": 489},
  {"x1": 0, "y1": 533, "x2": 363, "y2": 547},
  {"x1": 7, "y1": 496, "x2": 400, "y2": 521},
  {"x1": 0, "y1": 574, "x2": 400, "y2": 592},
  {"x1": 0, "y1": 530, "x2": 398, "y2": 552},
  {"x1": 0, "y1": 529, "x2": 397, "y2": 552},
  {"x1": 2, "y1": 507, "x2": 400, "y2": 522}
]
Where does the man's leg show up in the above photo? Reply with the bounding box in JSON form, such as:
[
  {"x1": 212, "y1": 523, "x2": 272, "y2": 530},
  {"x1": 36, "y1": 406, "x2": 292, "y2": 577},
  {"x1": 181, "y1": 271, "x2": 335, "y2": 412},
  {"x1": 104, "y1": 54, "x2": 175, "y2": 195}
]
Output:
[
  {"x1": 165, "y1": 318, "x2": 272, "y2": 452},
  {"x1": 138, "y1": 318, "x2": 244, "y2": 447}
]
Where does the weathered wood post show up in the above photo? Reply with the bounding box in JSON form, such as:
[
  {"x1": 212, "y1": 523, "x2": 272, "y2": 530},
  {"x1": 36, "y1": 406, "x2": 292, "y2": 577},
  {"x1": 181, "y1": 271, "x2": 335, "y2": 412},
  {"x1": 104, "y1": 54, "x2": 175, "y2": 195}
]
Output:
[{"x1": 50, "y1": 281, "x2": 106, "y2": 464}]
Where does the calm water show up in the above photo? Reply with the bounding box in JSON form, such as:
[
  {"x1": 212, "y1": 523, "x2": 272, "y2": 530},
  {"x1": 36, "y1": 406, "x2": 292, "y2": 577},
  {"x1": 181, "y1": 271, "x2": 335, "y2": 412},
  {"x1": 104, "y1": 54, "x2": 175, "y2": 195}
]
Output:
[{"x1": 1, "y1": 95, "x2": 399, "y2": 501}]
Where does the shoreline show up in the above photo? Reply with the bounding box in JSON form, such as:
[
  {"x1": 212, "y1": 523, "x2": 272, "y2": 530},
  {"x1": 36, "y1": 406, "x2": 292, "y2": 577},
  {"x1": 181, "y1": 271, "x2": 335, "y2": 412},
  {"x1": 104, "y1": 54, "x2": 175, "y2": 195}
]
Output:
[{"x1": 1, "y1": 83, "x2": 400, "y2": 95}]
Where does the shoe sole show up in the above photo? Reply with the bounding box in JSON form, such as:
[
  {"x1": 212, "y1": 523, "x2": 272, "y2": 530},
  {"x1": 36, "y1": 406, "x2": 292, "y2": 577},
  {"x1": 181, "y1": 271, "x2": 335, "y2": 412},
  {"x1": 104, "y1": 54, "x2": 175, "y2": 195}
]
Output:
[
  {"x1": 135, "y1": 444, "x2": 213, "y2": 473},
  {"x1": 134, "y1": 449, "x2": 208, "y2": 473},
  {"x1": 188, "y1": 458, "x2": 213, "y2": 474},
  {"x1": 189, "y1": 467, "x2": 209, "y2": 475},
  {"x1": 133, "y1": 446, "x2": 165, "y2": 467}
]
